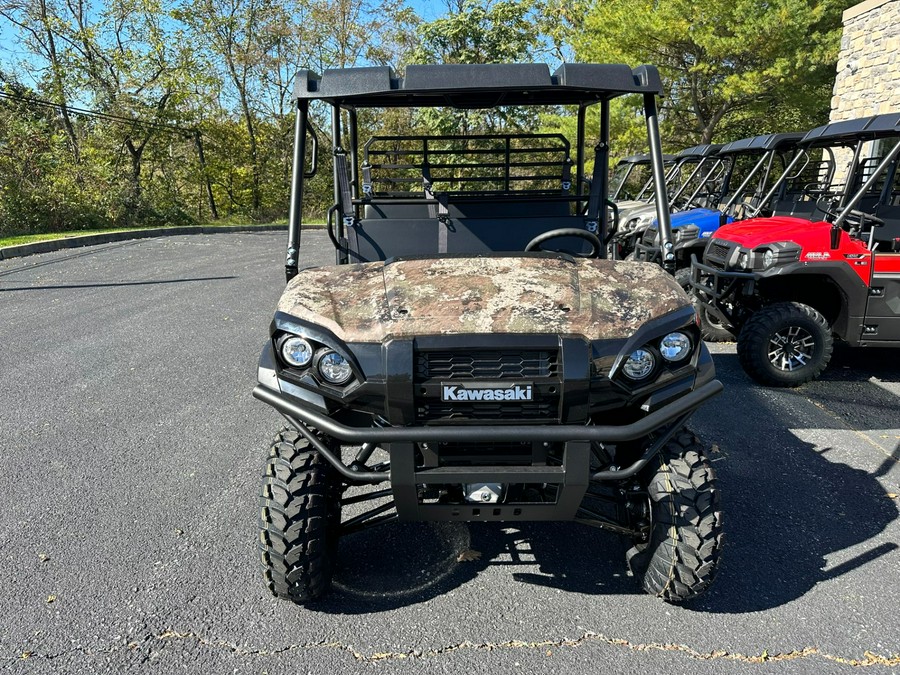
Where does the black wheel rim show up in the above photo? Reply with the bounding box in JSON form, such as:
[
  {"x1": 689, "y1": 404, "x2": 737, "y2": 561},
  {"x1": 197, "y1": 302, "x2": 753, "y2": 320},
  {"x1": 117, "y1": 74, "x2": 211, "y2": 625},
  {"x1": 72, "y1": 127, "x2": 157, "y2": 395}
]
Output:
[
  {"x1": 767, "y1": 325, "x2": 815, "y2": 371},
  {"x1": 705, "y1": 309, "x2": 726, "y2": 329}
]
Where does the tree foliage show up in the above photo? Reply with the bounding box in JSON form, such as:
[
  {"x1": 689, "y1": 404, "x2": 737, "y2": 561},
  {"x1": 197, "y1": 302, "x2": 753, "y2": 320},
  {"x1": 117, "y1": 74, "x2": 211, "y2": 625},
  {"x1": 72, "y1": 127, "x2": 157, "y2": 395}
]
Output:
[
  {"x1": 575, "y1": 0, "x2": 850, "y2": 149},
  {"x1": 0, "y1": 0, "x2": 852, "y2": 237}
]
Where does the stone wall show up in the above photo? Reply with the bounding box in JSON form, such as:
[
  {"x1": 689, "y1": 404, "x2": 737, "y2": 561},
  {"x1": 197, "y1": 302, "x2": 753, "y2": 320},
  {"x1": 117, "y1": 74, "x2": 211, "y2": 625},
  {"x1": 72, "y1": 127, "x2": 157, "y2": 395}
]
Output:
[{"x1": 831, "y1": 0, "x2": 900, "y2": 121}]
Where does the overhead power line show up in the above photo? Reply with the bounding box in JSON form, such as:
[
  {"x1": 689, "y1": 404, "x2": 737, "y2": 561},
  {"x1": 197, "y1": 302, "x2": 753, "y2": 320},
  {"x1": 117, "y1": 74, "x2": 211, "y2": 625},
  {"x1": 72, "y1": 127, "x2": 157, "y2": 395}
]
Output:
[
  {"x1": 0, "y1": 89, "x2": 198, "y2": 136},
  {"x1": 0, "y1": 88, "x2": 218, "y2": 219}
]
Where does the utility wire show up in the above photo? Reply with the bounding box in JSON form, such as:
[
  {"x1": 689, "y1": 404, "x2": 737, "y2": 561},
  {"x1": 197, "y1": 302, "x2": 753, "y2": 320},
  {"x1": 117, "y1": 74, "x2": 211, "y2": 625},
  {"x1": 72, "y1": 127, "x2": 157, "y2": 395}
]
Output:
[{"x1": 0, "y1": 89, "x2": 199, "y2": 136}]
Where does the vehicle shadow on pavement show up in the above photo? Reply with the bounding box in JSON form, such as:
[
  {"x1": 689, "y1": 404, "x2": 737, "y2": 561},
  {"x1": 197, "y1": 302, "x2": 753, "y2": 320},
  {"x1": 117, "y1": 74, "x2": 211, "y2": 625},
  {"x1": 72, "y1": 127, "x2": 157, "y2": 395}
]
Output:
[
  {"x1": 318, "y1": 520, "x2": 634, "y2": 613},
  {"x1": 314, "y1": 348, "x2": 900, "y2": 615},
  {"x1": 684, "y1": 351, "x2": 900, "y2": 614}
]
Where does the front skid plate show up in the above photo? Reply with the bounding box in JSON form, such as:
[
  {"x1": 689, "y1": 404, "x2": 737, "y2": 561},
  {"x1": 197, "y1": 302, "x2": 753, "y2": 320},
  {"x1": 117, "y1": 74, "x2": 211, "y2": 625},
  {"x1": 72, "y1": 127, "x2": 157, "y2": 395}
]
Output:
[{"x1": 389, "y1": 440, "x2": 590, "y2": 522}]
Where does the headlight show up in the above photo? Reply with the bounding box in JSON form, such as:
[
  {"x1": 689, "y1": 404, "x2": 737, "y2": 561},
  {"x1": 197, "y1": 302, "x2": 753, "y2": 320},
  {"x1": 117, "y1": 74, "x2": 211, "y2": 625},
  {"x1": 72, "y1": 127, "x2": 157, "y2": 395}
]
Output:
[
  {"x1": 659, "y1": 332, "x2": 692, "y2": 362},
  {"x1": 762, "y1": 249, "x2": 775, "y2": 268},
  {"x1": 737, "y1": 252, "x2": 750, "y2": 269},
  {"x1": 317, "y1": 350, "x2": 353, "y2": 384},
  {"x1": 676, "y1": 224, "x2": 699, "y2": 243},
  {"x1": 622, "y1": 349, "x2": 656, "y2": 380},
  {"x1": 281, "y1": 336, "x2": 313, "y2": 367}
]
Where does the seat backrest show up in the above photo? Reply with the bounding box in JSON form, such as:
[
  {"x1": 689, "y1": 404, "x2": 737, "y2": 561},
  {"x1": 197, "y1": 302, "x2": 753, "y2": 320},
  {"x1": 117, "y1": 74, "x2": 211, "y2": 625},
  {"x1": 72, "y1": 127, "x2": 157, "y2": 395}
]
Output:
[
  {"x1": 772, "y1": 198, "x2": 820, "y2": 220},
  {"x1": 363, "y1": 198, "x2": 571, "y2": 220},
  {"x1": 345, "y1": 215, "x2": 591, "y2": 262}
]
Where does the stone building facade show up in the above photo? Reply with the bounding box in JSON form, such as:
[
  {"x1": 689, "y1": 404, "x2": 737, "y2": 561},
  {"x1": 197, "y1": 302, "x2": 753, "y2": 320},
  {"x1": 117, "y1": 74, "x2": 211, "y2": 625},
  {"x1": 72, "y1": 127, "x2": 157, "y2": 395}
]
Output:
[{"x1": 831, "y1": 0, "x2": 900, "y2": 121}]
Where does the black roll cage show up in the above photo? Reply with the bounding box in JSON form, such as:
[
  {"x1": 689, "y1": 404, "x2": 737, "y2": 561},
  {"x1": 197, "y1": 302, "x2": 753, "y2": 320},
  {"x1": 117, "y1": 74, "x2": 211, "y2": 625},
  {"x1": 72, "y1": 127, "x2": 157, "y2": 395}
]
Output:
[{"x1": 282, "y1": 63, "x2": 676, "y2": 280}]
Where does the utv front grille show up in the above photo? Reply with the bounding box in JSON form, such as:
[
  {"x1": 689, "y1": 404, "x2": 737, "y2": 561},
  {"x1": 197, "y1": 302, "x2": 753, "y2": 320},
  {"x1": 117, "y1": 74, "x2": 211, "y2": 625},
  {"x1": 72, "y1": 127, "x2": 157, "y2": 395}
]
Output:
[
  {"x1": 416, "y1": 350, "x2": 559, "y2": 380},
  {"x1": 641, "y1": 226, "x2": 658, "y2": 245},
  {"x1": 707, "y1": 241, "x2": 731, "y2": 260},
  {"x1": 705, "y1": 240, "x2": 732, "y2": 269},
  {"x1": 414, "y1": 348, "x2": 561, "y2": 424},
  {"x1": 417, "y1": 401, "x2": 556, "y2": 422}
]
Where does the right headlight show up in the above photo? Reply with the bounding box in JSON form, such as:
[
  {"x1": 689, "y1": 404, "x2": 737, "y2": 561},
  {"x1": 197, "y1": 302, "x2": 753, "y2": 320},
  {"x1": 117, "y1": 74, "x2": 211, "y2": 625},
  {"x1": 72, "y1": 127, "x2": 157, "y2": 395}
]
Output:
[
  {"x1": 280, "y1": 336, "x2": 314, "y2": 367},
  {"x1": 659, "y1": 332, "x2": 692, "y2": 362}
]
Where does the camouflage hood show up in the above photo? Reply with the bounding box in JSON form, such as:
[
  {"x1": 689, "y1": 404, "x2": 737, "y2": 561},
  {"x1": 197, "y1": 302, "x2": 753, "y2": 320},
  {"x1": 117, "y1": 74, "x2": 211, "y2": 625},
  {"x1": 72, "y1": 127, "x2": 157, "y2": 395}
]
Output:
[{"x1": 277, "y1": 256, "x2": 688, "y2": 343}]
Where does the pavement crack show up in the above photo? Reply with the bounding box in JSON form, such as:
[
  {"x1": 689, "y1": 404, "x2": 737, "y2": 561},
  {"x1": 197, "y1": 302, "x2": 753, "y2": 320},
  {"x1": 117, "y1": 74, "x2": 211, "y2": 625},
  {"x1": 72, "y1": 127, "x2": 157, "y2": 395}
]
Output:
[{"x1": 7, "y1": 630, "x2": 899, "y2": 667}]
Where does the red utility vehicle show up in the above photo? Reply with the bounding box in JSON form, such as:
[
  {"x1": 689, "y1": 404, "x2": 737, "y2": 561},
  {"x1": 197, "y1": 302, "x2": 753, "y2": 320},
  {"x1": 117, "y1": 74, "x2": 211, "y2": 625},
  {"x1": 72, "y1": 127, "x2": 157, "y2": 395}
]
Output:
[{"x1": 691, "y1": 113, "x2": 900, "y2": 386}]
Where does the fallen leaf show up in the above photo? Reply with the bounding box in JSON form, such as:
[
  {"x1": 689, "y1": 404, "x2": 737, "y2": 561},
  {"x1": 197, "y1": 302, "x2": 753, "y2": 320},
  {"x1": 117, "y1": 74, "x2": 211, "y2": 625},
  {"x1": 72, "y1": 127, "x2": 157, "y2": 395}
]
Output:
[
  {"x1": 887, "y1": 494, "x2": 898, "y2": 499},
  {"x1": 38, "y1": 553, "x2": 50, "y2": 562},
  {"x1": 20, "y1": 652, "x2": 32, "y2": 660},
  {"x1": 457, "y1": 549, "x2": 482, "y2": 562},
  {"x1": 46, "y1": 595, "x2": 56, "y2": 604}
]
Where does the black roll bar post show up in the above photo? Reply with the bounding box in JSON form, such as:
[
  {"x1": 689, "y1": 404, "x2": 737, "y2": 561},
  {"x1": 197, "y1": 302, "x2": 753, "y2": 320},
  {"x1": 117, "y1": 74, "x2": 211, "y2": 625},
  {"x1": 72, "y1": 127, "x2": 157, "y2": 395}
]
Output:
[
  {"x1": 644, "y1": 92, "x2": 675, "y2": 274},
  {"x1": 576, "y1": 103, "x2": 587, "y2": 196},
  {"x1": 598, "y1": 99, "x2": 611, "y2": 256},
  {"x1": 285, "y1": 99, "x2": 310, "y2": 282}
]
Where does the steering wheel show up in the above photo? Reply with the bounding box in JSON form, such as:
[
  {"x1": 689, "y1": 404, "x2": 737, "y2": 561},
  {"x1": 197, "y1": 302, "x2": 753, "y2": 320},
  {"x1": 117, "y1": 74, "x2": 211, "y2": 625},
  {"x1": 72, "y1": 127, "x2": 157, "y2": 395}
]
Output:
[{"x1": 525, "y1": 228, "x2": 602, "y2": 258}]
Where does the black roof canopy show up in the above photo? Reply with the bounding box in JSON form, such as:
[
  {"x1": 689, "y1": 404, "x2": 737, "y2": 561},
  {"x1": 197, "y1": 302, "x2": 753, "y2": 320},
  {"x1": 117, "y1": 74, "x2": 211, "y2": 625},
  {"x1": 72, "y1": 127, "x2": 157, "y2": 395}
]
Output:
[
  {"x1": 675, "y1": 143, "x2": 723, "y2": 159},
  {"x1": 801, "y1": 113, "x2": 900, "y2": 145},
  {"x1": 292, "y1": 63, "x2": 663, "y2": 107},
  {"x1": 616, "y1": 153, "x2": 676, "y2": 165},
  {"x1": 717, "y1": 132, "x2": 804, "y2": 156}
]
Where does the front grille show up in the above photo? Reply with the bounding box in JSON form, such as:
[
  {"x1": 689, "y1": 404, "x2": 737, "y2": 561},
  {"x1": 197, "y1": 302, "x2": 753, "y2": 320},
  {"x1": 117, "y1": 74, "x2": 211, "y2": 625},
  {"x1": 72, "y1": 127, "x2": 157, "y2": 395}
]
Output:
[
  {"x1": 417, "y1": 350, "x2": 558, "y2": 380},
  {"x1": 707, "y1": 241, "x2": 730, "y2": 260},
  {"x1": 417, "y1": 401, "x2": 556, "y2": 422},
  {"x1": 414, "y1": 347, "x2": 561, "y2": 424},
  {"x1": 437, "y1": 441, "x2": 533, "y2": 466},
  {"x1": 641, "y1": 226, "x2": 658, "y2": 245}
]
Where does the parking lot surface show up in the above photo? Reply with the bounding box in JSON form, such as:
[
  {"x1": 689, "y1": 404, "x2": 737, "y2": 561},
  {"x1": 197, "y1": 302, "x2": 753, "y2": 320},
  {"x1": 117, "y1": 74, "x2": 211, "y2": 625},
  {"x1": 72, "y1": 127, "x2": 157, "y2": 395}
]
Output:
[{"x1": 1, "y1": 231, "x2": 898, "y2": 674}]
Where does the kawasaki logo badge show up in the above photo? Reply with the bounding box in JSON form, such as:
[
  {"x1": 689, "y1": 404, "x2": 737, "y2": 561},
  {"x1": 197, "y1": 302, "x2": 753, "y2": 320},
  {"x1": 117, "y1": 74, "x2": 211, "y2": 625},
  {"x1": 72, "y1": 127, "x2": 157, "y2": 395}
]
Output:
[{"x1": 441, "y1": 383, "x2": 533, "y2": 402}]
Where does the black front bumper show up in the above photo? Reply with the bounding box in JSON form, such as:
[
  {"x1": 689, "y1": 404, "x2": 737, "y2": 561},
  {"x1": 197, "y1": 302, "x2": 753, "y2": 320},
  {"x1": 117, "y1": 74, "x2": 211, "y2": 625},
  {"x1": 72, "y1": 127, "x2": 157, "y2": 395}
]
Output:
[
  {"x1": 690, "y1": 255, "x2": 759, "y2": 328},
  {"x1": 252, "y1": 378, "x2": 722, "y2": 521}
]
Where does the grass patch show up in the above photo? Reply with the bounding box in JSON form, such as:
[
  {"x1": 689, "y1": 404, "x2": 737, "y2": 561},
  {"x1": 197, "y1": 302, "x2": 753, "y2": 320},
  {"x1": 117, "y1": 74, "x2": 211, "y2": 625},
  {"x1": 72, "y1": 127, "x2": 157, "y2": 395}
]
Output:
[
  {"x1": 0, "y1": 228, "x2": 134, "y2": 248},
  {"x1": 0, "y1": 221, "x2": 324, "y2": 249}
]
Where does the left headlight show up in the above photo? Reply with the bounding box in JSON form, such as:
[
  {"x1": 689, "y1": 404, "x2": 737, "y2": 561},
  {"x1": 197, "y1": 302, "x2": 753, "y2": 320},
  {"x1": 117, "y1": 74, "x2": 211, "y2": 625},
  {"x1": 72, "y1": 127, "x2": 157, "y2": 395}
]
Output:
[
  {"x1": 622, "y1": 348, "x2": 656, "y2": 380},
  {"x1": 317, "y1": 350, "x2": 353, "y2": 384}
]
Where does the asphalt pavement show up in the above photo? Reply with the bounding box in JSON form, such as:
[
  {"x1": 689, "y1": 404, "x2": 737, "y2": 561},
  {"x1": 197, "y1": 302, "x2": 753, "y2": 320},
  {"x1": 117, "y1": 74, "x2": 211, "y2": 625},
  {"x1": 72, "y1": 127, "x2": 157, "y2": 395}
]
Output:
[{"x1": 1, "y1": 231, "x2": 898, "y2": 674}]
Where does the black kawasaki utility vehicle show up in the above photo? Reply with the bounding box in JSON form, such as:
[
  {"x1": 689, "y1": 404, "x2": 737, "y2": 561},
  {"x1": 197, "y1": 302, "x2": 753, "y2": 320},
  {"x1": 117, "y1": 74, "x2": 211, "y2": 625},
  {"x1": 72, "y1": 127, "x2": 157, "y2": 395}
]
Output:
[
  {"x1": 253, "y1": 63, "x2": 724, "y2": 604},
  {"x1": 691, "y1": 113, "x2": 900, "y2": 386}
]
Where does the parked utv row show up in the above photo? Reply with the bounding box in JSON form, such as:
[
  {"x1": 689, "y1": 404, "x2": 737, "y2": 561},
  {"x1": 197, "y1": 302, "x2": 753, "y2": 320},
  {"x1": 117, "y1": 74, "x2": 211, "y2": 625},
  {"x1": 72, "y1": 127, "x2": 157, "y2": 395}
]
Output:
[
  {"x1": 250, "y1": 58, "x2": 899, "y2": 610},
  {"x1": 607, "y1": 110, "x2": 900, "y2": 388},
  {"x1": 690, "y1": 113, "x2": 900, "y2": 387}
]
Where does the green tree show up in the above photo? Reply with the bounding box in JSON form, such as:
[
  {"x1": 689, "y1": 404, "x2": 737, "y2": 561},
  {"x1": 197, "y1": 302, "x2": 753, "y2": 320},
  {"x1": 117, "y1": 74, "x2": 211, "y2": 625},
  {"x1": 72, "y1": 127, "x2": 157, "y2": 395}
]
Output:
[{"x1": 574, "y1": 0, "x2": 851, "y2": 146}]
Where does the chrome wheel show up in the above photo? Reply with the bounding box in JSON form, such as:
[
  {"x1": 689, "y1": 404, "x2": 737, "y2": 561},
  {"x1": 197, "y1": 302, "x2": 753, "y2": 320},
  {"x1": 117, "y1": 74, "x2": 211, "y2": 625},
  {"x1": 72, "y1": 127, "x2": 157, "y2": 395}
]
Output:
[{"x1": 767, "y1": 326, "x2": 815, "y2": 371}]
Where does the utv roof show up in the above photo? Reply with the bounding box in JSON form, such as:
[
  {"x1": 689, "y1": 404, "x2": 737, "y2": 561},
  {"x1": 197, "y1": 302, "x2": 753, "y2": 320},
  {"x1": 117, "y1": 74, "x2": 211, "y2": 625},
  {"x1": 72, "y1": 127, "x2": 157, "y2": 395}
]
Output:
[
  {"x1": 291, "y1": 63, "x2": 663, "y2": 107},
  {"x1": 801, "y1": 113, "x2": 900, "y2": 145},
  {"x1": 718, "y1": 132, "x2": 805, "y2": 156},
  {"x1": 675, "y1": 143, "x2": 724, "y2": 158},
  {"x1": 617, "y1": 153, "x2": 676, "y2": 165}
]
